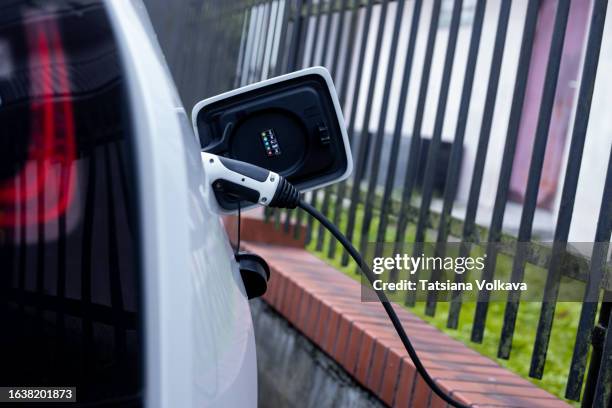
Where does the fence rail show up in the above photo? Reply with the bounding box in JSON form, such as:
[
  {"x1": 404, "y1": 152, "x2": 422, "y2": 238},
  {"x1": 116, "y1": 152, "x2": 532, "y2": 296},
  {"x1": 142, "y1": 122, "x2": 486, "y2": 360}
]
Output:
[{"x1": 146, "y1": 0, "x2": 612, "y2": 405}]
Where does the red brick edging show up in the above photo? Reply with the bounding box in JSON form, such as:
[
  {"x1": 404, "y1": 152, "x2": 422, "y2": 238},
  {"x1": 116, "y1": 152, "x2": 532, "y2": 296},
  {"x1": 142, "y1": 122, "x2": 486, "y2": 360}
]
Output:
[{"x1": 227, "y1": 213, "x2": 570, "y2": 408}]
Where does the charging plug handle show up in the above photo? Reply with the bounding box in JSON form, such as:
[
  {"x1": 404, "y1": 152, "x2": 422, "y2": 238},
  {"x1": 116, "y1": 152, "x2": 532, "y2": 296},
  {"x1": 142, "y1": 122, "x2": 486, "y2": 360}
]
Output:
[{"x1": 202, "y1": 152, "x2": 300, "y2": 209}]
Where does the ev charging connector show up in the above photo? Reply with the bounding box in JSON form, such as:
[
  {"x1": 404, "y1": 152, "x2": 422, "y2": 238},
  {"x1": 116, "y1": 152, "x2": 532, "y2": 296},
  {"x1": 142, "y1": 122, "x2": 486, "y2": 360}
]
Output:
[{"x1": 202, "y1": 152, "x2": 299, "y2": 211}]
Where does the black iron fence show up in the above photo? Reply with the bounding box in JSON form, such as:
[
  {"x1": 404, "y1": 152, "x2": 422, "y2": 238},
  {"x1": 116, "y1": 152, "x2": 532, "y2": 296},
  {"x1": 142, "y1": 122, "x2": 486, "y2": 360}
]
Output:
[{"x1": 146, "y1": 0, "x2": 611, "y2": 405}]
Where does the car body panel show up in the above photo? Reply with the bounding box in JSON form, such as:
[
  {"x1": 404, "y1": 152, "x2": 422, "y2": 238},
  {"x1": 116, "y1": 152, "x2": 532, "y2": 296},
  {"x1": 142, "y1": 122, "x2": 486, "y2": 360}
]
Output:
[{"x1": 105, "y1": 1, "x2": 257, "y2": 407}]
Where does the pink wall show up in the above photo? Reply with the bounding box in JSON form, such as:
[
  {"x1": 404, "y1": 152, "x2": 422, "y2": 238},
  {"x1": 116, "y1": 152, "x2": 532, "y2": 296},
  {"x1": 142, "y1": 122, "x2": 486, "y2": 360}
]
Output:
[{"x1": 509, "y1": 0, "x2": 590, "y2": 209}]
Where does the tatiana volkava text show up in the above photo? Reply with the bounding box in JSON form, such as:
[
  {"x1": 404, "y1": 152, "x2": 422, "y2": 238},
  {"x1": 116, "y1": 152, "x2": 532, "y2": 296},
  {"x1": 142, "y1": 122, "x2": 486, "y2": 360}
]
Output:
[{"x1": 372, "y1": 279, "x2": 528, "y2": 292}]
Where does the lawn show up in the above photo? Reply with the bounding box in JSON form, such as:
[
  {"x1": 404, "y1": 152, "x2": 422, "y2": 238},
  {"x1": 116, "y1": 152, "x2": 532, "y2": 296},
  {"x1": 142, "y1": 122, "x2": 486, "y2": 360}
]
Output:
[{"x1": 293, "y1": 195, "x2": 584, "y2": 406}]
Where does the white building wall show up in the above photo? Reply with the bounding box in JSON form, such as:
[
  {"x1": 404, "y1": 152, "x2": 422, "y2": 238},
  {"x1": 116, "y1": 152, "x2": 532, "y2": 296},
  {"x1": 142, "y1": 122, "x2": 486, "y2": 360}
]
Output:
[{"x1": 564, "y1": 3, "x2": 612, "y2": 242}]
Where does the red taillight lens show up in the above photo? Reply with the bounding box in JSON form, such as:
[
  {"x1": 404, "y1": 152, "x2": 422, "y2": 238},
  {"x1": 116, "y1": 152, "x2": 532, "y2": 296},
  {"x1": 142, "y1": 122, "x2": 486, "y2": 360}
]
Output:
[{"x1": 0, "y1": 12, "x2": 76, "y2": 227}]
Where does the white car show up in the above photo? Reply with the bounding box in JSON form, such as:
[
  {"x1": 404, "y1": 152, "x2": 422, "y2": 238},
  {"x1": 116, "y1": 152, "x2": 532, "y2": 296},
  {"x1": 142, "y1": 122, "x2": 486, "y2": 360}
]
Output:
[
  {"x1": 0, "y1": 1, "x2": 350, "y2": 407},
  {"x1": 0, "y1": 1, "x2": 256, "y2": 406}
]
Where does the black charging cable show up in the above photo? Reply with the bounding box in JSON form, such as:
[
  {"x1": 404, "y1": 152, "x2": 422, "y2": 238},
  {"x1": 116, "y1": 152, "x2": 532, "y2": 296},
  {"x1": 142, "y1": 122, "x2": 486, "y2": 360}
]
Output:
[
  {"x1": 298, "y1": 199, "x2": 468, "y2": 408},
  {"x1": 207, "y1": 155, "x2": 467, "y2": 407}
]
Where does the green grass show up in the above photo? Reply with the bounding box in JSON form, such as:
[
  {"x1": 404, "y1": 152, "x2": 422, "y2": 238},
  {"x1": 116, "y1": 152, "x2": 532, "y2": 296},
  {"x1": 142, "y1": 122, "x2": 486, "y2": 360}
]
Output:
[{"x1": 299, "y1": 199, "x2": 583, "y2": 405}]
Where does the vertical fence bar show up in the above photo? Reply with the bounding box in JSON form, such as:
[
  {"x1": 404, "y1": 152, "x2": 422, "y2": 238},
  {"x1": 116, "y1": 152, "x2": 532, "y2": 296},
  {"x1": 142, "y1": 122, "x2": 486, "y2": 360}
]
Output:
[
  {"x1": 319, "y1": 0, "x2": 336, "y2": 67},
  {"x1": 305, "y1": 0, "x2": 334, "y2": 244},
  {"x1": 447, "y1": 0, "x2": 512, "y2": 329},
  {"x1": 530, "y1": 0, "x2": 608, "y2": 380},
  {"x1": 234, "y1": 5, "x2": 251, "y2": 87},
  {"x1": 497, "y1": 0, "x2": 571, "y2": 360},
  {"x1": 4, "y1": 159, "x2": 17, "y2": 296},
  {"x1": 16, "y1": 166, "x2": 27, "y2": 353},
  {"x1": 251, "y1": 1, "x2": 268, "y2": 83},
  {"x1": 214, "y1": 2, "x2": 238, "y2": 93},
  {"x1": 290, "y1": 0, "x2": 316, "y2": 238},
  {"x1": 260, "y1": 1, "x2": 276, "y2": 81},
  {"x1": 105, "y1": 146, "x2": 127, "y2": 360},
  {"x1": 208, "y1": 0, "x2": 230, "y2": 93},
  {"x1": 240, "y1": 2, "x2": 256, "y2": 86},
  {"x1": 56, "y1": 163, "x2": 68, "y2": 354},
  {"x1": 391, "y1": 0, "x2": 441, "y2": 290},
  {"x1": 309, "y1": 0, "x2": 336, "y2": 249},
  {"x1": 229, "y1": 2, "x2": 253, "y2": 72},
  {"x1": 567, "y1": 147, "x2": 612, "y2": 401},
  {"x1": 81, "y1": 152, "x2": 97, "y2": 378},
  {"x1": 373, "y1": 0, "x2": 424, "y2": 262},
  {"x1": 285, "y1": 0, "x2": 304, "y2": 74},
  {"x1": 262, "y1": 1, "x2": 281, "y2": 80},
  {"x1": 294, "y1": 0, "x2": 324, "y2": 239},
  {"x1": 254, "y1": 1, "x2": 272, "y2": 82},
  {"x1": 15, "y1": 167, "x2": 26, "y2": 339},
  {"x1": 282, "y1": 0, "x2": 308, "y2": 233},
  {"x1": 326, "y1": 0, "x2": 374, "y2": 252},
  {"x1": 209, "y1": 1, "x2": 229, "y2": 92},
  {"x1": 197, "y1": 0, "x2": 213, "y2": 93},
  {"x1": 114, "y1": 142, "x2": 135, "y2": 235},
  {"x1": 308, "y1": 0, "x2": 325, "y2": 66},
  {"x1": 35, "y1": 158, "x2": 47, "y2": 352},
  {"x1": 471, "y1": 0, "x2": 541, "y2": 343},
  {"x1": 18, "y1": 169, "x2": 26, "y2": 318},
  {"x1": 287, "y1": 0, "x2": 308, "y2": 73},
  {"x1": 232, "y1": 3, "x2": 254, "y2": 87},
  {"x1": 324, "y1": 0, "x2": 361, "y2": 249},
  {"x1": 298, "y1": 0, "x2": 315, "y2": 69},
  {"x1": 257, "y1": 0, "x2": 278, "y2": 224},
  {"x1": 36, "y1": 159, "x2": 45, "y2": 325},
  {"x1": 196, "y1": 1, "x2": 213, "y2": 94},
  {"x1": 273, "y1": 0, "x2": 290, "y2": 77},
  {"x1": 246, "y1": 4, "x2": 263, "y2": 85},
  {"x1": 331, "y1": 0, "x2": 355, "y2": 90},
  {"x1": 424, "y1": 0, "x2": 486, "y2": 316},
  {"x1": 356, "y1": 0, "x2": 406, "y2": 260},
  {"x1": 187, "y1": 1, "x2": 212, "y2": 94},
  {"x1": 312, "y1": 0, "x2": 353, "y2": 351},
  {"x1": 592, "y1": 294, "x2": 612, "y2": 407},
  {"x1": 328, "y1": 0, "x2": 350, "y2": 115},
  {"x1": 273, "y1": 1, "x2": 286, "y2": 75},
  {"x1": 224, "y1": 2, "x2": 243, "y2": 90},
  {"x1": 226, "y1": 2, "x2": 246, "y2": 87},
  {"x1": 315, "y1": 0, "x2": 350, "y2": 247},
  {"x1": 584, "y1": 291, "x2": 612, "y2": 406},
  {"x1": 341, "y1": 0, "x2": 390, "y2": 267},
  {"x1": 407, "y1": 0, "x2": 463, "y2": 307}
]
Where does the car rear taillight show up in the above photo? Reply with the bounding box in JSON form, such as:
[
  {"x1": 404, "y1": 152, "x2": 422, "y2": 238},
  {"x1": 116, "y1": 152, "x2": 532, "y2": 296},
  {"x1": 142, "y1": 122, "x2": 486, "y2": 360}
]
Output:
[{"x1": 0, "y1": 12, "x2": 76, "y2": 227}]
